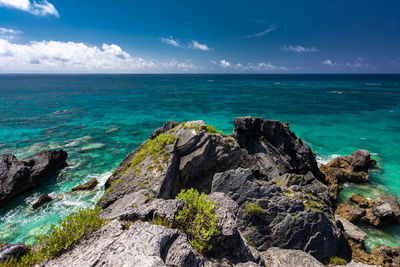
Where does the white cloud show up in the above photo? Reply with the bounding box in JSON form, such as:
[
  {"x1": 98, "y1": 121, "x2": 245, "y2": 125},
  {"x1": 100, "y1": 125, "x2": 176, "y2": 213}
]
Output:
[
  {"x1": 160, "y1": 36, "x2": 181, "y2": 47},
  {"x1": 322, "y1": 59, "x2": 336, "y2": 66},
  {"x1": 245, "y1": 24, "x2": 278, "y2": 38},
  {"x1": 0, "y1": 38, "x2": 202, "y2": 73},
  {"x1": 0, "y1": 0, "x2": 59, "y2": 17},
  {"x1": 220, "y1": 59, "x2": 231, "y2": 68},
  {"x1": 281, "y1": 45, "x2": 318, "y2": 53},
  {"x1": 0, "y1": 27, "x2": 22, "y2": 40},
  {"x1": 219, "y1": 59, "x2": 287, "y2": 71},
  {"x1": 190, "y1": 40, "x2": 211, "y2": 51},
  {"x1": 210, "y1": 60, "x2": 217, "y2": 65},
  {"x1": 161, "y1": 37, "x2": 212, "y2": 51}
]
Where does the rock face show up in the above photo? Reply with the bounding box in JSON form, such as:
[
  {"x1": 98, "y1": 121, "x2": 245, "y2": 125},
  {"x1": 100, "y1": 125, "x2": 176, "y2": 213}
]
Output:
[
  {"x1": 32, "y1": 193, "x2": 53, "y2": 209},
  {"x1": 71, "y1": 178, "x2": 99, "y2": 191},
  {"x1": 95, "y1": 117, "x2": 351, "y2": 264},
  {"x1": 0, "y1": 150, "x2": 68, "y2": 207},
  {"x1": 319, "y1": 150, "x2": 376, "y2": 199},
  {"x1": 45, "y1": 220, "x2": 202, "y2": 267},
  {"x1": 0, "y1": 243, "x2": 28, "y2": 262}
]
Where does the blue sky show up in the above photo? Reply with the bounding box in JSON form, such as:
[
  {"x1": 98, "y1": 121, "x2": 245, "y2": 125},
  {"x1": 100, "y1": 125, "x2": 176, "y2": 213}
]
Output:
[{"x1": 0, "y1": 0, "x2": 399, "y2": 73}]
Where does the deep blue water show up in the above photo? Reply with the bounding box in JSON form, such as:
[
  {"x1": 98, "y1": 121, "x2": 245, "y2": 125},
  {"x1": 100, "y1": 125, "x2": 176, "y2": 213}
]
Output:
[{"x1": 0, "y1": 74, "x2": 399, "y2": 249}]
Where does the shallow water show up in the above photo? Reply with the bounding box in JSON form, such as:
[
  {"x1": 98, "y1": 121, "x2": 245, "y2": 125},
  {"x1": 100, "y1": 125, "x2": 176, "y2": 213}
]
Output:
[{"x1": 0, "y1": 74, "x2": 399, "y2": 248}]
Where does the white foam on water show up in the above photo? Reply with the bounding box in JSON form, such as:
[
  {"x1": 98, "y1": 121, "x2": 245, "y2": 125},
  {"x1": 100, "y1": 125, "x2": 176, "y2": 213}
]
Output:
[{"x1": 316, "y1": 154, "x2": 342, "y2": 166}]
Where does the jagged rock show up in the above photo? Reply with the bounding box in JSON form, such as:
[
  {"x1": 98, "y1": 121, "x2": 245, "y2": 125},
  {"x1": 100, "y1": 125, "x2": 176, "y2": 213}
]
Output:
[
  {"x1": 0, "y1": 150, "x2": 67, "y2": 207},
  {"x1": 335, "y1": 215, "x2": 368, "y2": 245},
  {"x1": 370, "y1": 246, "x2": 400, "y2": 267},
  {"x1": 45, "y1": 220, "x2": 203, "y2": 267},
  {"x1": 211, "y1": 168, "x2": 351, "y2": 263},
  {"x1": 335, "y1": 203, "x2": 366, "y2": 223},
  {"x1": 71, "y1": 178, "x2": 99, "y2": 191},
  {"x1": 349, "y1": 193, "x2": 372, "y2": 208},
  {"x1": 260, "y1": 247, "x2": 324, "y2": 267},
  {"x1": 0, "y1": 243, "x2": 28, "y2": 262},
  {"x1": 319, "y1": 150, "x2": 376, "y2": 199},
  {"x1": 149, "y1": 120, "x2": 179, "y2": 139},
  {"x1": 32, "y1": 193, "x2": 53, "y2": 209}
]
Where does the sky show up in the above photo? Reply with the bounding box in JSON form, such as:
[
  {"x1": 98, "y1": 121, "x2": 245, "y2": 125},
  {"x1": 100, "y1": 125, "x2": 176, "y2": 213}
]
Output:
[{"x1": 0, "y1": 0, "x2": 399, "y2": 73}]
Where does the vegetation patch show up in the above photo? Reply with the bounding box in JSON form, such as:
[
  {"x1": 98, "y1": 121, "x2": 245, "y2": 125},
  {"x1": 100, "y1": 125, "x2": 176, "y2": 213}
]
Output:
[
  {"x1": 128, "y1": 133, "x2": 175, "y2": 171},
  {"x1": 150, "y1": 217, "x2": 173, "y2": 229},
  {"x1": 244, "y1": 200, "x2": 263, "y2": 216},
  {"x1": 328, "y1": 256, "x2": 347, "y2": 265},
  {"x1": 175, "y1": 188, "x2": 219, "y2": 252},
  {"x1": 1, "y1": 207, "x2": 106, "y2": 266}
]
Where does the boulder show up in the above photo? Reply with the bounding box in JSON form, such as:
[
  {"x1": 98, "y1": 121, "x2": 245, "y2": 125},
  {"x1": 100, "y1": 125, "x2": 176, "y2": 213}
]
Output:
[
  {"x1": 349, "y1": 193, "x2": 372, "y2": 208},
  {"x1": 260, "y1": 247, "x2": 324, "y2": 267},
  {"x1": 71, "y1": 178, "x2": 99, "y2": 191},
  {"x1": 335, "y1": 215, "x2": 368, "y2": 245},
  {"x1": 344, "y1": 193, "x2": 400, "y2": 227},
  {"x1": 335, "y1": 203, "x2": 366, "y2": 223},
  {"x1": 371, "y1": 195, "x2": 400, "y2": 224},
  {"x1": 0, "y1": 243, "x2": 28, "y2": 262},
  {"x1": 45, "y1": 220, "x2": 202, "y2": 267},
  {"x1": 0, "y1": 150, "x2": 67, "y2": 207},
  {"x1": 32, "y1": 193, "x2": 53, "y2": 209}
]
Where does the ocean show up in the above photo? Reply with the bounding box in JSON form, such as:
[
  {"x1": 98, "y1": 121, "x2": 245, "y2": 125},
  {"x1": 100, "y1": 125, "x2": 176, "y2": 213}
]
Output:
[{"x1": 0, "y1": 74, "x2": 399, "y2": 250}]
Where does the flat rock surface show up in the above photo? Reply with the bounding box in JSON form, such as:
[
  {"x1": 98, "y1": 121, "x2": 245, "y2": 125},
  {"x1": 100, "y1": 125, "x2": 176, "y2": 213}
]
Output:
[{"x1": 45, "y1": 220, "x2": 202, "y2": 267}]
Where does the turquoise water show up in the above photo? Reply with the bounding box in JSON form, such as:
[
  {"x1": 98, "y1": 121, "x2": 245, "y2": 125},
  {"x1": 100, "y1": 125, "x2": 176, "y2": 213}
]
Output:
[{"x1": 0, "y1": 74, "x2": 399, "y2": 249}]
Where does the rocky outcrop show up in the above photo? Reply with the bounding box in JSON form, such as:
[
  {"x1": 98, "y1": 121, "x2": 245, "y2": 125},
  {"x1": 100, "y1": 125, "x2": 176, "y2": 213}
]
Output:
[
  {"x1": 0, "y1": 243, "x2": 28, "y2": 262},
  {"x1": 71, "y1": 178, "x2": 98, "y2": 191},
  {"x1": 45, "y1": 220, "x2": 203, "y2": 267},
  {"x1": 0, "y1": 150, "x2": 68, "y2": 207},
  {"x1": 32, "y1": 193, "x2": 53, "y2": 209},
  {"x1": 336, "y1": 193, "x2": 400, "y2": 227},
  {"x1": 319, "y1": 150, "x2": 376, "y2": 200},
  {"x1": 95, "y1": 117, "x2": 351, "y2": 264}
]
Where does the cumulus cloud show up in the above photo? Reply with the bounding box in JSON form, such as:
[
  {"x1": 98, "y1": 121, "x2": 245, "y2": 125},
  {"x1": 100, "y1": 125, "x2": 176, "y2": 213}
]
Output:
[
  {"x1": 190, "y1": 40, "x2": 211, "y2": 51},
  {"x1": 0, "y1": 0, "x2": 59, "y2": 17},
  {"x1": 245, "y1": 24, "x2": 278, "y2": 38},
  {"x1": 0, "y1": 38, "x2": 201, "y2": 73},
  {"x1": 220, "y1": 59, "x2": 231, "y2": 68},
  {"x1": 322, "y1": 59, "x2": 336, "y2": 66},
  {"x1": 160, "y1": 36, "x2": 181, "y2": 47},
  {"x1": 0, "y1": 27, "x2": 22, "y2": 40},
  {"x1": 281, "y1": 45, "x2": 318, "y2": 53}
]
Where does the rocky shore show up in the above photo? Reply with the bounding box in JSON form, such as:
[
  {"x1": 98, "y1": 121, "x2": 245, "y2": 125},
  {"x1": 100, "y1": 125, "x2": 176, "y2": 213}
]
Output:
[{"x1": 0, "y1": 117, "x2": 399, "y2": 266}]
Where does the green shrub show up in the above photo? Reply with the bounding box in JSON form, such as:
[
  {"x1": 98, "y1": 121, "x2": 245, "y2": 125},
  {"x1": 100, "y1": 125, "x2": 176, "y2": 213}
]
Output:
[
  {"x1": 244, "y1": 200, "x2": 263, "y2": 216},
  {"x1": 1, "y1": 207, "x2": 106, "y2": 266},
  {"x1": 328, "y1": 256, "x2": 347, "y2": 265},
  {"x1": 0, "y1": 242, "x2": 6, "y2": 248},
  {"x1": 175, "y1": 188, "x2": 219, "y2": 252}
]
